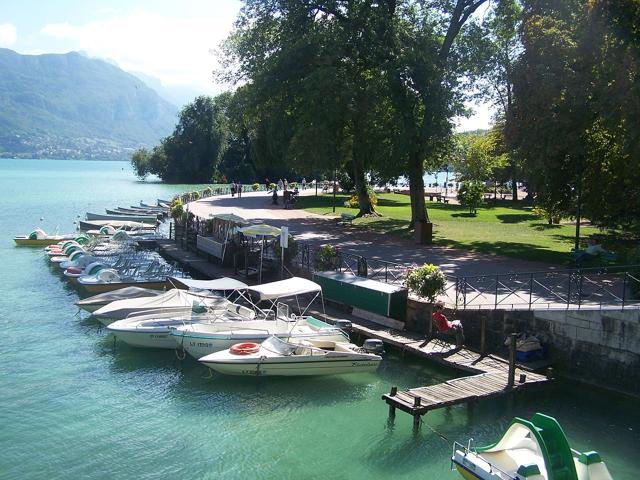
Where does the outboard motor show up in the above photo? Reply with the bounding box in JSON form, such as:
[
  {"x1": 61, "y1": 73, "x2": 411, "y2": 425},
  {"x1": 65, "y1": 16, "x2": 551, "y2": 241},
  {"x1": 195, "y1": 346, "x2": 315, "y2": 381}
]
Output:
[
  {"x1": 362, "y1": 338, "x2": 385, "y2": 355},
  {"x1": 335, "y1": 319, "x2": 352, "y2": 334}
]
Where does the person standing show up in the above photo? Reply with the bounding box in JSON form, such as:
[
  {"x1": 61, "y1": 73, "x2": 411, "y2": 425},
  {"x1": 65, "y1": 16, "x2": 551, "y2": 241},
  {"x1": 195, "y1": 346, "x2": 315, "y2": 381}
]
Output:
[
  {"x1": 301, "y1": 177, "x2": 306, "y2": 190},
  {"x1": 230, "y1": 181, "x2": 236, "y2": 197},
  {"x1": 277, "y1": 178, "x2": 284, "y2": 191},
  {"x1": 238, "y1": 183, "x2": 242, "y2": 198},
  {"x1": 265, "y1": 178, "x2": 270, "y2": 192},
  {"x1": 284, "y1": 178, "x2": 288, "y2": 191}
]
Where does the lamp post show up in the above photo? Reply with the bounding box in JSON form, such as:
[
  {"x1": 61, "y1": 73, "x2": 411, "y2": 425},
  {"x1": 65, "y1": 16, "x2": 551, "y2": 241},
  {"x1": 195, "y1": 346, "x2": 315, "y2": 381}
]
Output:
[
  {"x1": 332, "y1": 165, "x2": 337, "y2": 213},
  {"x1": 574, "y1": 168, "x2": 583, "y2": 252}
]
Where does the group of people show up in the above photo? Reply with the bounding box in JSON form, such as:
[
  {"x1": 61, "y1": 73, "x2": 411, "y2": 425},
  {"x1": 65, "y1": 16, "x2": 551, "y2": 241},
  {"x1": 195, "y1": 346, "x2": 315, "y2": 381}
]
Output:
[
  {"x1": 230, "y1": 182, "x2": 242, "y2": 198},
  {"x1": 264, "y1": 177, "x2": 308, "y2": 192}
]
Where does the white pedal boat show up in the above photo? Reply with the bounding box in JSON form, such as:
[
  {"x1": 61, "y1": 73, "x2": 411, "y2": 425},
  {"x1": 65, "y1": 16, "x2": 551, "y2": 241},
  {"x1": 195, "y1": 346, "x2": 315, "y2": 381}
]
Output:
[
  {"x1": 452, "y1": 413, "x2": 613, "y2": 480},
  {"x1": 199, "y1": 336, "x2": 382, "y2": 376}
]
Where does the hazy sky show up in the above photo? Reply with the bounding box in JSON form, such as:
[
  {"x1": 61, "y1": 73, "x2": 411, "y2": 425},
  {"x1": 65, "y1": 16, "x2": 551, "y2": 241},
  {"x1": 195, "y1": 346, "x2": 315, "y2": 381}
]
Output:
[{"x1": 0, "y1": 0, "x2": 492, "y2": 130}]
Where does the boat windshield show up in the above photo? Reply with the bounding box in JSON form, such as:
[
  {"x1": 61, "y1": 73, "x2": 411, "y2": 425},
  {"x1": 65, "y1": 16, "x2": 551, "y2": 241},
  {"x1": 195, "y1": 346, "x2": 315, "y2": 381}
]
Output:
[{"x1": 261, "y1": 336, "x2": 297, "y2": 355}]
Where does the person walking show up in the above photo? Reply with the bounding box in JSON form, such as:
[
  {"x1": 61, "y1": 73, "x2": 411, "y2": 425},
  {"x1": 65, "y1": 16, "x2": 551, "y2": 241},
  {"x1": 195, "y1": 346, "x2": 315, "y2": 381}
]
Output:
[
  {"x1": 238, "y1": 183, "x2": 242, "y2": 198},
  {"x1": 230, "y1": 181, "x2": 236, "y2": 197},
  {"x1": 277, "y1": 178, "x2": 284, "y2": 191},
  {"x1": 265, "y1": 178, "x2": 270, "y2": 193},
  {"x1": 301, "y1": 177, "x2": 306, "y2": 190},
  {"x1": 284, "y1": 178, "x2": 288, "y2": 191}
]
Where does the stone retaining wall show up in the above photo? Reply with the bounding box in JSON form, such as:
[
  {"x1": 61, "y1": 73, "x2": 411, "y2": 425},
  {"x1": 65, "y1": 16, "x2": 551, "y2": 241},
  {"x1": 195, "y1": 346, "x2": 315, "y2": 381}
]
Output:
[{"x1": 407, "y1": 297, "x2": 640, "y2": 395}]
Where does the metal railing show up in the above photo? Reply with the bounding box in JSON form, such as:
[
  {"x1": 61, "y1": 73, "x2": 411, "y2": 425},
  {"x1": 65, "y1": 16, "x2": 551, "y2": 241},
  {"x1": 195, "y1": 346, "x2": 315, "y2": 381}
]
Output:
[
  {"x1": 291, "y1": 242, "x2": 408, "y2": 285},
  {"x1": 452, "y1": 265, "x2": 640, "y2": 311}
]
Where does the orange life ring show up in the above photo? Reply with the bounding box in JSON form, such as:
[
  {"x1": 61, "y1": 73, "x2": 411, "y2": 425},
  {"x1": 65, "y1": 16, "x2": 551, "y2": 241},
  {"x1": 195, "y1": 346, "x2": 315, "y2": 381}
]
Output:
[{"x1": 229, "y1": 342, "x2": 260, "y2": 355}]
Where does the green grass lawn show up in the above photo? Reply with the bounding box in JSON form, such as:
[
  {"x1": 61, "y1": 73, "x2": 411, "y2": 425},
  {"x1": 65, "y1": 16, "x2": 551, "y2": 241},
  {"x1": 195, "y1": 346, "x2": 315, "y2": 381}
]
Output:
[{"x1": 297, "y1": 192, "x2": 603, "y2": 265}]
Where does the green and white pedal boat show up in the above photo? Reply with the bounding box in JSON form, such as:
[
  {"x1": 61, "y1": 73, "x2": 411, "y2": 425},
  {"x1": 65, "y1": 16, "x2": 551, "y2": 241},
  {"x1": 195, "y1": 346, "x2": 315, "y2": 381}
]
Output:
[{"x1": 452, "y1": 413, "x2": 613, "y2": 480}]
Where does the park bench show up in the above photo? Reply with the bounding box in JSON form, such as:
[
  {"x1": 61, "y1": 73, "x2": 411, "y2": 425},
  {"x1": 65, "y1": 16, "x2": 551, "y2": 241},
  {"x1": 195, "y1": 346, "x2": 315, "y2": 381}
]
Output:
[
  {"x1": 571, "y1": 249, "x2": 618, "y2": 267},
  {"x1": 427, "y1": 193, "x2": 442, "y2": 201},
  {"x1": 340, "y1": 212, "x2": 356, "y2": 225},
  {"x1": 436, "y1": 196, "x2": 450, "y2": 204}
]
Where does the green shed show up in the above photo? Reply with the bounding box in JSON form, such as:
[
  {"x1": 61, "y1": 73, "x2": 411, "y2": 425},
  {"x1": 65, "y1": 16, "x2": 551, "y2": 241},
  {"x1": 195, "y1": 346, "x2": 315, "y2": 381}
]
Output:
[{"x1": 313, "y1": 271, "x2": 408, "y2": 321}]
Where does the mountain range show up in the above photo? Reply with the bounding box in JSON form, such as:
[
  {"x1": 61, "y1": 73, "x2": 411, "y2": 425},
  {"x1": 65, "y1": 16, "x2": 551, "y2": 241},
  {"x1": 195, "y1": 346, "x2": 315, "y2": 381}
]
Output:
[{"x1": 0, "y1": 48, "x2": 179, "y2": 160}]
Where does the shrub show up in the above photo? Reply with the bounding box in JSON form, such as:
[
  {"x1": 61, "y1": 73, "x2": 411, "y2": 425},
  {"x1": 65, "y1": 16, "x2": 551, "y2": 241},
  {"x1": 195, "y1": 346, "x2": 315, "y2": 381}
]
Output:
[
  {"x1": 345, "y1": 186, "x2": 378, "y2": 209},
  {"x1": 203, "y1": 187, "x2": 212, "y2": 196},
  {"x1": 273, "y1": 234, "x2": 298, "y2": 263},
  {"x1": 532, "y1": 204, "x2": 562, "y2": 225},
  {"x1": 170, "y1": 199, "x2": 184, "y2": 223},
  {"x1": 191, "y1": 191, "x2": 200, "y2": 200},
  {"x1": 457, "y1": 181, "x2": 484, "y2": 215},
  {"x1": 405, "y1": 263, "x2": 447, "y2": 302},
  {"x1": 252, "y1": 183, "x2": 260, "y2": 191},
  {"x1": 314, "y1": 244, "x2": 340, "y2": 271},
  {"x1": 269, "y1": 183, "x2": 277, "y2": 191}
]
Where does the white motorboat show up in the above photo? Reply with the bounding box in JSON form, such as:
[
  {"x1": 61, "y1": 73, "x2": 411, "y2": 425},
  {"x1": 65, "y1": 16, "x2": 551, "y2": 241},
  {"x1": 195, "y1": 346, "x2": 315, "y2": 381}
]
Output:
[
  {"x1": 75, "y1": 286, "x2": 165, "y2": 313},
  {"x1": 171, "y1": 277, "x2": 348, "y2": 360},
  {"x1": 199, "y1": 336, "x2": 382, "y2": 376},
  {"x1": 92, "y1": 279, "x2": 245, "y2": 323},
  {"x1": 172, "y1": 316, "x2": 349, "y2": 360},
  {"x1": 105, "y1": 301, "x2": 240, "y2": 349}
]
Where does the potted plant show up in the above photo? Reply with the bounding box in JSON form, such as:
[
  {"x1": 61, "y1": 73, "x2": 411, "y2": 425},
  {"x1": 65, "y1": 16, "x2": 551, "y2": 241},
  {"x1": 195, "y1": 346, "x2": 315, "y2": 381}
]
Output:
[
  {"x1": 314, "y1": 244, "x2": 340, "y2": 271},
  {"x1": 252, "y1": 183, "x2": 260, "y2": 191},
  {"x1": 405, "y1": 263, "x2": 447, "y2": 303}
]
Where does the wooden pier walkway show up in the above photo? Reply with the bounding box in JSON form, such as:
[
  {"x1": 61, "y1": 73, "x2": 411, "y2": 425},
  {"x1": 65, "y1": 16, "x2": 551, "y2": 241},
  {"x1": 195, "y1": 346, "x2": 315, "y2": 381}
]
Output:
[
  {"x1": 157, "y1": 239, "x2": 227, "y2": 280},
  {"x1": 313, "y1": 308, "x2": 552, "y2": 427}
]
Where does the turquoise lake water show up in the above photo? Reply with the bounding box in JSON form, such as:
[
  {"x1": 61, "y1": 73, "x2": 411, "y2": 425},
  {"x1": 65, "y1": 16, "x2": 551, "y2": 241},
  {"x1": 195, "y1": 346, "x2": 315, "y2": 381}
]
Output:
[{"x1": 1, "y1": 158, "x2": 638, "y2": 479}]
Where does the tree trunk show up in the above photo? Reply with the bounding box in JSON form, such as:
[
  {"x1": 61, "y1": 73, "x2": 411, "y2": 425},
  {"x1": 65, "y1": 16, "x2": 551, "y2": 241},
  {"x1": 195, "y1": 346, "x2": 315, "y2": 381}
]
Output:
[
  {"x1": 352, "y1": 152, "x2": 375, "y2": 216},
  {"x1": 408, "y1": 152, "x2": 429, "y2": 225}
]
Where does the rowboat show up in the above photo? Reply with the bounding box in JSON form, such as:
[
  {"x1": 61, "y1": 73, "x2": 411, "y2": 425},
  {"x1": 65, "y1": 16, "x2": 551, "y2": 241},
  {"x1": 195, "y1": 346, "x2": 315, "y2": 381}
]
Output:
[
  {"x1": 14, "y1": 228, "x2": 78, "y2": 246},
  {"x1": 79, "y1": 220, "x2": 156, "y2": 232},
  {"x1": 199, "y1": 336, "x2": 382, "y2": 376},
  {"x1": 451, "y1": 413, "x2": 613, "y2": 480},
  {"x1": 85, "y1": 212, "x2": 157, "y2": 224}
]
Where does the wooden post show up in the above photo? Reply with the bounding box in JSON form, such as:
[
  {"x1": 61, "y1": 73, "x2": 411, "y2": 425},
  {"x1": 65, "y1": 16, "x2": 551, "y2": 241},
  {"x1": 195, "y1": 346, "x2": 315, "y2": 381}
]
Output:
[
  {"x1": 412, "y1": 396, "x2": 422, "y2": 429},
  {"x1": 507, "y1": 333, "x2": 517, "y2": 388},
  {"x1": 388, "y1": 386, "x2": 397, "y2": 418},
  {"x1": 480, "y1": 316, "x2": 487, "y2": 356}
]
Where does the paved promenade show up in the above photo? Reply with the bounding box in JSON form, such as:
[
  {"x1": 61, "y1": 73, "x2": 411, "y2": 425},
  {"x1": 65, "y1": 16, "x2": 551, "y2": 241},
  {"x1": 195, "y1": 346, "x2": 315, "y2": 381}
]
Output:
[{"x1": 188, "y1": 189, "x2": 556, "y2": 278}]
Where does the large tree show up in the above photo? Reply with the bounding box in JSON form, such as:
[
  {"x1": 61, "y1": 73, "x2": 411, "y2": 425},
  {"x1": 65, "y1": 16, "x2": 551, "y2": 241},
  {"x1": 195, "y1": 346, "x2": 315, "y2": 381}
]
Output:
[{"x1": 510, "y1": 0, "x2": 640, "y2": 234}]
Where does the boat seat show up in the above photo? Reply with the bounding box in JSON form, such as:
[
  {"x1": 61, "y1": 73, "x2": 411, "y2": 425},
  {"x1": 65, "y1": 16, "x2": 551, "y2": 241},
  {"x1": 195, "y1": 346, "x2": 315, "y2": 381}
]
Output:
[
  {"x1": 226, "y1": 303, "x2": 256, "y2": 320},
  {"x1": 481, "y1": 449, "x2": 546, "y2": 478}
]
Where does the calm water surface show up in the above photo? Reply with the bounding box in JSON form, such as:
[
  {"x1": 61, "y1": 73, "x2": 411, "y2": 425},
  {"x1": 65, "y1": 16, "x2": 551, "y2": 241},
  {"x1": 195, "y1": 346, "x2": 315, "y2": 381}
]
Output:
[{"x1": 0, "y1": 159, "x2": 638, "y2": 479}]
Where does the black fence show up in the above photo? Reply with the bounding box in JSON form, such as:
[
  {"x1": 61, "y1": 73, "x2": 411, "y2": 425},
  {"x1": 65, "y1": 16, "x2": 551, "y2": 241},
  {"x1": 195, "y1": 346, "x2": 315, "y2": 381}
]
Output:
[{"x1": 454, "y1": 265, "x2": 640, "y2": 310}]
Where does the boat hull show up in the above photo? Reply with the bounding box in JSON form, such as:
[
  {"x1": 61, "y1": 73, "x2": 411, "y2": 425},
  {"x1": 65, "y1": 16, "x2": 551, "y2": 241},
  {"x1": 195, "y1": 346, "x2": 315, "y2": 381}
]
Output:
[
  {"x1": 79, "y1": 280, "x2": 168, "y2": 294},
  {"x1": 85, "y1": 212, "x2": 157, "y2": 223},
  {"x1": 174, "y1": 331, "x2": 348, "y2": 360},
  {"x1": 14, "y1": 237, "x2": 74, "y2": 246},
  {"x1": 108, "y1": 328, "x2": 177, "y2": 349},
  {"x1": 201, "y1": 357, "x2": 380, "y2": 376}
]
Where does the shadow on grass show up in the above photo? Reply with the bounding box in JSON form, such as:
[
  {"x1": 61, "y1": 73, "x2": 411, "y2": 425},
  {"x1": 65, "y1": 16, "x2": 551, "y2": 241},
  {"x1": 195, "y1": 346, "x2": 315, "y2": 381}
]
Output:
[
  {"x1": 433, "y1": 239, "x2": 568, "y2": 265},
  {"x1": 531, "y1": 223, "x2": 562, "y2": 231},
  {"x1": 496, "y1": 213, "x2": 536, "y2": 223},
  {"x1": 451, "y1": 212, "x2": 477, "y2": 218},
  {"x1": 360, "y1": 218, "x2": 411, "y2": 237}
]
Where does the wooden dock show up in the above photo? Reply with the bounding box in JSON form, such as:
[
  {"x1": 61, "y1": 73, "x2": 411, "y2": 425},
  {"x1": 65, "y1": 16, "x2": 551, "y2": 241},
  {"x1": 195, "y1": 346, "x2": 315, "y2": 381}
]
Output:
[
  {"x1": 157, "y1": 239, "x2": 228, "y2": 280},
  {"x1": 313, "y1": 308, "x2": 552, "y2": 427}
]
